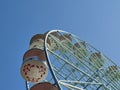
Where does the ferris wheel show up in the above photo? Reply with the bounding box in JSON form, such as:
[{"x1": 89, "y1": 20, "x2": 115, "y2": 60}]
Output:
[{"x1": 20, "y1": 30, "x2": 120, "y2": 90}]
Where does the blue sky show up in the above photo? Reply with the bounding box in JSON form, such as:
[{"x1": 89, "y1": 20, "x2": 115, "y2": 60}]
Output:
[{"x1": 0, "y1": 0, "x2": 120, "y2": 90}]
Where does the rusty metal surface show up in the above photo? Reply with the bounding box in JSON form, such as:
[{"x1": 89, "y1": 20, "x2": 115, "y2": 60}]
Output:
[
  {"x1": 23, "y1": 48, "x2": 46, "y2": 61},
  {"x1": 30, "y1": 82, "x2": 58, "y2": 90},
  {"x1": 30, "y1": 34, "x2": 50, "y2": 45}
]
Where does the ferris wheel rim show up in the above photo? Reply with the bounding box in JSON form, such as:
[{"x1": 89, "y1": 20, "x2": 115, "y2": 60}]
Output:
[{"x1": 44, "y1": 30, "x2": 63, "y2": 90}]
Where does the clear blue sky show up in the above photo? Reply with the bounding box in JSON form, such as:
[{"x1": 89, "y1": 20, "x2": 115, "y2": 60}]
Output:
[{"x1": 0, "y1": 0, "x2": 120, "y2": 90}]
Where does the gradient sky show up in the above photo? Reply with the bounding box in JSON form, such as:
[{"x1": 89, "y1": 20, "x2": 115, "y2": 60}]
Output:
[{"x1": 1, "y1": 0, "x2": 120, "y2": 90}]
